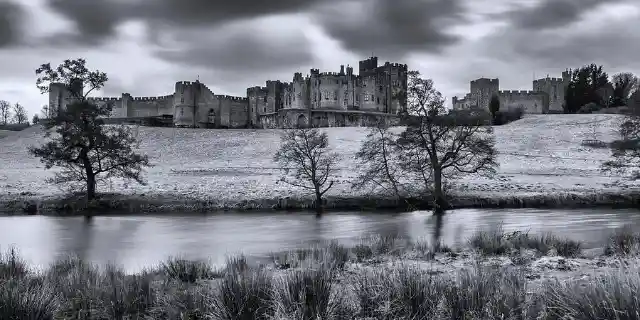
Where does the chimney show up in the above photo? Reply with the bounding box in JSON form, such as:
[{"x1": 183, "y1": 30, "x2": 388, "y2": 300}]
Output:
[{"x1": 340, "y1": 65, "x2": 345, "y2": 75}]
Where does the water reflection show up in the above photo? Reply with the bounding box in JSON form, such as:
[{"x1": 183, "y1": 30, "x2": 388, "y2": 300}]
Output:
[{"x1": 0, "y1": 208, "x2": 639, "y2": 273}]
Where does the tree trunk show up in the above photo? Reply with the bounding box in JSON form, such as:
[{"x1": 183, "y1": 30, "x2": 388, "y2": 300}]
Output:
[
  {"x1": 86, "y1": 173, "x2": 96, "y2": 201},
  {"x1": 432, "y1": 168, "x2": 448, "y2": 215},
  {"x1": 314, "y1": 188, "x2": 323, "y2": 217}
]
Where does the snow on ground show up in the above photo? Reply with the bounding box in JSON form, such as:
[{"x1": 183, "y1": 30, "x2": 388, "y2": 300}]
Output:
[
  {"x1": 0, "y1": 130, "x2": 13, "y2": 139},
  {"x1": 0, "y1": 114, "x2": 634, "y2": 202}
]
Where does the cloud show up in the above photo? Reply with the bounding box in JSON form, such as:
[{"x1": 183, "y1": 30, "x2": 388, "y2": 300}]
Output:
[
  {"x1": 42, "y1": 0, "x2": 335, "y2": 45},
  {"x1": 151, "y1": 17, "x2": 315, "y2": 73},
  {"x1": 312, "y1": 0, "x2": 466, "y2": 58},
  {"x1": 0, "y1": 1, "x2": 25, "y2": 48},
  {"x1": 484, "y1": 1, "x2": 640, "y2": 72},
  {"x1": 504, "y1": 0, "x2": 627, "y2": 30}
]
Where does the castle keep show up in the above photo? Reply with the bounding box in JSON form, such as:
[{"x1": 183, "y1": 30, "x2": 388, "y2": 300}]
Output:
[
  {"x1": 48, "y1": 57, "x2": 408, "y2": 129},
  {"x1": 452, "y1": 70, "x2": 573, "y2": 113}
]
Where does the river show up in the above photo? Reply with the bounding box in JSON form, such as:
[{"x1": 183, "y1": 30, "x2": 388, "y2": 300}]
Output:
[{"x1": 1, "y1": 208, "x2": 640, "y2": 273}]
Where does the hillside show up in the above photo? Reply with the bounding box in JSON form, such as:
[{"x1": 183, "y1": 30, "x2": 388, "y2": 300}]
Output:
[
  {"x1": 0, "y1": 130, "x2": 12, "y2": 139},
  {"x1": 0, "y1": 115, "x2": 633, "y2": 204}
]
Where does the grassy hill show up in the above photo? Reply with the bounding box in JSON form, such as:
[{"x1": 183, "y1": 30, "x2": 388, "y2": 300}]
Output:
[{"x1": 0, "y1": 114, "x2": 634, "y2": 209}]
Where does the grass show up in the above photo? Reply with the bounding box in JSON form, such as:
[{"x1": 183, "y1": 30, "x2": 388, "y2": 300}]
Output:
[
  {"x1": 2, "y1": 227, "x2": 640, "y2": 319},
  {"x1": 5, "y1": 189, "x2": 640, "y2": 216},
  {"x1": 468, "y1": 226, "x2": 583, "y2": 257}
]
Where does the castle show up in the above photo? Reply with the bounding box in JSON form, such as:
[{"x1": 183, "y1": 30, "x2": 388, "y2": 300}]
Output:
[
  {"x1": 48, "y1": 57, "x2": 408, "y2": 129},
  {"x1": 452, "y1": 70, "x2": 573, "y2": 113}
]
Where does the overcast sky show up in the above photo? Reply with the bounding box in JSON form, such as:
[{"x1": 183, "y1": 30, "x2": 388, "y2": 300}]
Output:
[{"x1": 1, "y1": 0, "x2": 639, "y2": 117}]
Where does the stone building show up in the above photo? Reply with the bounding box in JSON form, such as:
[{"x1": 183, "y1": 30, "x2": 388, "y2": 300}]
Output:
[
  {"x1": 452, "y1": 70, "x2": 573, "y2": 114},
  {"x1": 47, "y1": 56, "x2": 408, "y2": 128},
  {"x1": 247, "y1": 57, "x2": 408, "y2": 128}
]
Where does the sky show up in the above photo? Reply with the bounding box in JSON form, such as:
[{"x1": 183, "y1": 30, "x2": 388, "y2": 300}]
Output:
[{"x1": 0, "y1": 0, "x2": 639, "y2": 117}]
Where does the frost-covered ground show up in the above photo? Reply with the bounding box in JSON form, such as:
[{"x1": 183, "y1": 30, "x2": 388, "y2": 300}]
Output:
[
  {"x1": 0, "y1": 129, "x2": 13, "y2": 139},
  {"x1": 0, "y1": 114, "x2": 635, "y2": 205}
]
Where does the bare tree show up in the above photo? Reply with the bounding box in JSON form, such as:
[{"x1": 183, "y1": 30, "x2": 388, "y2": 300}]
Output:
[
  {"x1": 12, "y1": 103, "x2": 28, "y2": 124},
  {"x1": 395, "y1": 71, "x2": 498, "y2": 214},
  {"x1": 352, "y1": 120, "x2": 407, "y2": 203},
  {"x1": 29, "y1": 58, "x2": 151, "y2": 204},
  {"x1": 0, "y1": 100, "x2": 10, "y2": 125},
  {"x1": 274, "y1": 126, "x2": 339, "y2": 216}
]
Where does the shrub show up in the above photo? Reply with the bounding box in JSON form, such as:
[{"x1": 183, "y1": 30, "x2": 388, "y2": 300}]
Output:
[
  {"x1": 469, "y1": 229, "x2": 582, "y2": 257},
  {"x1": 494, "y1": 108, "x2": 524, "y2": 125},
  {"x1": 327, "y1": 241, "x2": 350, "y2": 270}
]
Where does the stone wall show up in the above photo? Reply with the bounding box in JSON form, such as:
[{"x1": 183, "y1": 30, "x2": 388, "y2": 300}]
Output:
[{"x1": 498, "y1": 90, "x2": 547, "y2": 114}]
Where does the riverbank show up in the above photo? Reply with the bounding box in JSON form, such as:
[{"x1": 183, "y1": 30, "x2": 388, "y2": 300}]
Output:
[
  {"x1": 2, "y1": 226, "x2": 640, "y2": 319},
  {"x1": 1, "y1": 189, "x2": 640, "y2": 215}
]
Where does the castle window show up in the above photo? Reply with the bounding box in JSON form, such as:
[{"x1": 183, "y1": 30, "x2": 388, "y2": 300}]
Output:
[
  {"x1": 181, "y1": 97, "x2": 184, "y2": 103},
  {"x1": 263, "y1": 107, "x2": 266, "y2": 113},
  {"x1": 180, "y1": 108, "x2": 184, "y2": 115},
  {"x1": 371, "y1": 95, "x2": 374, "y2": 101},
  {"x1": 364, "y1": 95, "x2": 369, "y2": 101},
  {"x1": 377, "y1": 97, "x2": 380, "y2": 104}
]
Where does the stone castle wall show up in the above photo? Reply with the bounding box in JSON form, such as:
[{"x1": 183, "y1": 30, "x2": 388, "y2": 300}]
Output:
[
  {"x1": 453, "y1": 70, "x2": 572, "y2": 114},
  {"x1": 49, "y1": 56, "x2": 407, "y2": 129}
]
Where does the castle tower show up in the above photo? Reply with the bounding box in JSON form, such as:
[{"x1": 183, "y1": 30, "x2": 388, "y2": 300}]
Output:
[
  {"x1": 470, "y1": 78, "x2": 499, "y2": 110},
  {"x1": 173, "y1": 81, "x2": 201, "y2": 127}
]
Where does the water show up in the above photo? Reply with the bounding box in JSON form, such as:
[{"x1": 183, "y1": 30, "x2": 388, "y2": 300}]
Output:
[{"x1": 1, "y1": 208, "x2": 640, "y2": 273}]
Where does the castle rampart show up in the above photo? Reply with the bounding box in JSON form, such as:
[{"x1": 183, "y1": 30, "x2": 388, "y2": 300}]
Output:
[{"x1": 49, "y1": 55, "x2": 407, "y2": 129}]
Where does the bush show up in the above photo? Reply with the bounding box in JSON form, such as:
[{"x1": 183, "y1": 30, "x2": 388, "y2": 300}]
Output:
[
  {"x1": 494, "y1": 108, "x2": 524, "y2": 125},
  {"x1": 577, "y1": 102, "x2": 603, "y2": 114}
]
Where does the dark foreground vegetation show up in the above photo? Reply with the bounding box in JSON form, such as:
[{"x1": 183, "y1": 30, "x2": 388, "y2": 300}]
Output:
[
  {"x1": 2, "y1": 226, "x2": 640, "y2": 319},
  {"x1": 3, "y1": 190, "x2": 640, "y2": 215}
]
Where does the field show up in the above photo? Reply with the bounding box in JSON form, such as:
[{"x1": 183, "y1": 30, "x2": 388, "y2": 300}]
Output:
[{"x1": 0, "y1": 114, "x2": 636, "y2": 210}]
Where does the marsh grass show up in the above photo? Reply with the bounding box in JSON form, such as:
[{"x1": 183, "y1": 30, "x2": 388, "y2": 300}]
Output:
[
  {"x1": 605, "y1": 224, "x2": 640, "y2": 255},
  {"x1": 0, "y1": 247, "x2": 29, "y2": 280},
  {"x1": 2, "y1": 227, "x2": 640, "y2": 319},
  {"x1": 542, "y1": 267, "x2": 640, "y2": 320},
  {"x1": 469, "y1": 227, "x2": 582, "y2": 257}
]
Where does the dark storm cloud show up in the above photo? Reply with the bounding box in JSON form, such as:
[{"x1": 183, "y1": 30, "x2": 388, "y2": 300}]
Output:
[
  {"x1": 313, "y1": 0, "x2": 466, "y2": 57},
  {"x1": 482, "y1": 1, "x2": 640, "y2": 73},
  {"x1": 0, "y1": 1, "x2": 25, "y2": 48},
  {"x1": 43, "y1": 0, "x2": 334, "y2": 43},
  {"x1": 152, "y1": 26, "x2": 314, "y2": 72},
  {"x1": 505, "y1": 0, "x2": 626, "y2": 30}
]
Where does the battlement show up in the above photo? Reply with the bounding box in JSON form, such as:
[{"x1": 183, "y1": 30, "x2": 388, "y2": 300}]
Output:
[
  {"x1": 534, "y1": 77, "x2": 563, "y2": 84},
  {"x1": 471, "y1": 78, "x2": 499, "y2": 85},
  {"x1": 176, "y1": 81, "x2": 193, "y2": 85},
  {"x1": 320, "y1": 72, "x2": 341, "y2": 77},
  {"x1": 88, "y1": 97, "x2": 120, "y2": 102},
  {"x1": 499, "y1": 90, "x2": 544, "y2": 96},
  {"x1": 383, "y1": 62, "x2": 408, "y2": 70},
  {"x1": 310, "y1": 69, "x2": 320, "y2": 75},
  {"x1": 216, "y1": 95, "x2": 247, "y2": 102},
  {"x1": 132, "y1": 95, "x2": 173, "y2": 101}
]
